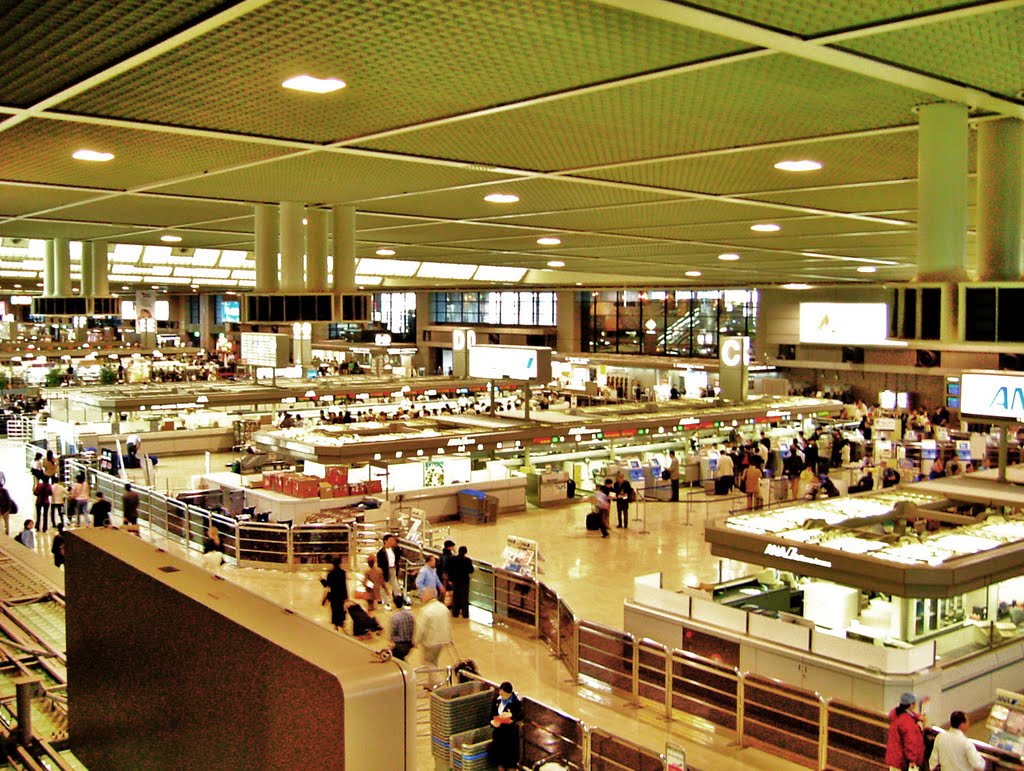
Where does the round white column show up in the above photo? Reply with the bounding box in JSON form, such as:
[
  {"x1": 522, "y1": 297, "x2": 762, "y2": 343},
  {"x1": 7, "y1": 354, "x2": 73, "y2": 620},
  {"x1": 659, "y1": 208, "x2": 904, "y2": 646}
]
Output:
[
  {"x1": 53, "y1": 238, "x2": 72, "y2": 296},
  {"x1": 278, "y1": 201, "x2": 305, "y2": 293},
  {"x1": 977, "y1": 117, "x2": 1023, "y2": 281},
  {"x1": 254, "y1": 203, "x2": 279, "y2": 293},
  {"x1": 43, "y1": 240, "x2": 55, "y2": 297},
  {"x1": 306, "y1": 208, "x2": 329, "y2": 292},
  {"x1": 93, "y1": 241, "x2": 109, "y2": 296},
  {"x1": 916, "y1": 103, "x2": 969, "y2": 281},
  {"x1": 332, "y1": 205, "x2": 356, "y2": 293},
  {"x1": 80, "y1": 242, "x2": 95, "y2": 298}
]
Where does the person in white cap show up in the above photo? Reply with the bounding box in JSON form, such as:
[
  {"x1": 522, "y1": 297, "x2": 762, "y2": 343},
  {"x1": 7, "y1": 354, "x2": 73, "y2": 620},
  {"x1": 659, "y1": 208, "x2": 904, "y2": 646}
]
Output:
[
  {"x1": 886, "y1": 692, "x2": 925, "y2": 771},
  {"x1": 929, "y1": 710, "x2": 984, "y2": 771}
]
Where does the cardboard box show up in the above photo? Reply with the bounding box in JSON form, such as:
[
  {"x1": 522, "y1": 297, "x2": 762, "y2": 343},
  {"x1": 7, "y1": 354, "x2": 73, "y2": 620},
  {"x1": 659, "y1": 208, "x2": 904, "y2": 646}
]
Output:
[
  {"x1": 366, "y1": 479, "x2": 383, "y2": 494},
  {"x1": 325, "y1": 465, "x2": 349, "y2": 487},
  {"x1": 319, "y1": 482, "x2": 334, "y2": 499}
]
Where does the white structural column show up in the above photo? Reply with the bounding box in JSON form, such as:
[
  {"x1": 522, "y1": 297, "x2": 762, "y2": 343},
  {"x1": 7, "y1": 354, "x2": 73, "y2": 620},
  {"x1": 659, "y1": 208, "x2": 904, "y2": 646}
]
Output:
[
  {"x1": 916, "y1": 103, "x2": 969, "y2": 281},
  {"x1": 306, "y1": 208, "x2": 329, "y2": 292},
  {"x1": 556, "y1": 290, "x2": 581, "y2": 353},
  {"x1": 80, "y1": 243, "x2": 95, "y2": 298},
  {"x1": 93, "y1": 241, "x2": 109, "y2": 297},
  {"x1": 278, "y1": 201, "x2": 305, "y2": 292},
  {"x1": 43, "y1": 240, "x2": 55, "y2": 297},
  {"x1": 254, "y1": 203, "x2": 279, "y2": 293},
  {"x1": 53, "y1": 238, "x2": 72, "y2": 296},
  {"x1": 332, "y1": 205, "x2": 356, "y2": 293},
  {"x1": 977, "y1": 118, "x2": 1024, "y2": 281}
]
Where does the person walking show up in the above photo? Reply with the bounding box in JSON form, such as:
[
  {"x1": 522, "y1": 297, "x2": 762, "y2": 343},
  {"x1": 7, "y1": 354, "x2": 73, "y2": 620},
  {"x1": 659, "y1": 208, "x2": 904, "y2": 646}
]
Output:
[
  {"x1": 52, "y1": 523, "x2": 66, "y2": 569},
  {"x1": 69, "y1": 473, "x2": 89, "y2": 527},
  {"x1": 90, "y1": 492, "x2": 112, "y2": 527},
  {"x1": 33, "y1": 477, "x2": 51, "y2": 533},
  {"x1": 0, "y1": 481, "x2": 15, "y2": 537},
  {"x1": 122, "y1": 483, "x2": 140, "y2": 526},
  {"x1": 590, "y1": 481, "x2": 611, "y2": 538},
  {"x1": 438, "y1": 539, "x2": 456, "y2": 595},
  {"x1": 448, "y1": 545, "x2": 474, "y2": 618},
  {"x1": 415, "y1": 555, "x2": 444, "y2": 600},
  {"x1": 362, "y1": 554, "x2": 386, "y2": 612},
  {"x1": 50, "y1": 478, "x2": 67, "y2": 529},
  {"x1": 885, "y1": 692, "x2": 925, "y2": 771},
  {"x1": 613, "y1": 471, "x2": 634, "y2": 528},
  {"x1": 320, "y1": 555, "x2": 348, "y2": 632},
  {"x1": 668, "y1": 449, "x2": 681, "y2": 501},
  {"x1": 414, "y1": 587, "x2": 452, "y2": 674},
  {"x1": 929, "y1": 710, "x2": 984, "y2": 771},
  {"x1": 376, "y1": 534, "x2": 403, "y2": 608},
  {"x1": 389, "y1": 596, "x2": 415, "y2": 661}
]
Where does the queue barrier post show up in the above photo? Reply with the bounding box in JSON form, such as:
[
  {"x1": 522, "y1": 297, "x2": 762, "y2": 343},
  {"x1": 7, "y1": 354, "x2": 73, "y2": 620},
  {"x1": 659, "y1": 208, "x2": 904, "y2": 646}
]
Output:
[
  {"x1": 736, "y1": 669, "x2": 746, "y2": 748},
  {"x1": 817, "y1": 694, "x2": 830, "y2": 771}
]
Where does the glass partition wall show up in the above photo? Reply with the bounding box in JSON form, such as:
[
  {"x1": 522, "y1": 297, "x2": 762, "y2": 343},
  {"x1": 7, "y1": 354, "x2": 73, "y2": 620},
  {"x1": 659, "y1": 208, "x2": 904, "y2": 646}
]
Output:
[{"x1": 583, "y1": 289, "x2": 758, "y2": 358}]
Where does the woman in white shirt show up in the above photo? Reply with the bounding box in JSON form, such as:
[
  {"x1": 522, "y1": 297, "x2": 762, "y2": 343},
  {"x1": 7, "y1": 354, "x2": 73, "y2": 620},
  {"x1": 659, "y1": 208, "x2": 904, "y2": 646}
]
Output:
[{"x1": 69, "y1": 473, "x2": 90, "y2": 527}]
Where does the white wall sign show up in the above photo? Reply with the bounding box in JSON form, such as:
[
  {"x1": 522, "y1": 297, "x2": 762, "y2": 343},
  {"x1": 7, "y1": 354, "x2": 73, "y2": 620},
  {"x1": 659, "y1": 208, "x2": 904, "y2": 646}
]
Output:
[
  {"x1": 241, "y1": 332, "x2": 291, "y2": 368},
  {"x1": 961, "y1": 371, "x2": 1024, "y2": 422},
  {"x1": 469, "y1": 344, "x2": 552, "y2": 382},
  {"x1": 720, "y1": 337, "x2": 751, "y2": 368},
  {"x1": 719, "y1": 336, "x2": 749, "y2": 401},
  {"x1": 799, "y1": 303, "x2": 893, "y2": 345}
]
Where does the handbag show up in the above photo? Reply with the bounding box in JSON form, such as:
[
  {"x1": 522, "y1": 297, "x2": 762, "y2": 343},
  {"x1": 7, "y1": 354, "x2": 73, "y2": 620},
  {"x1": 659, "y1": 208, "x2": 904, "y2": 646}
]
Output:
[{"x1": 661, "y1": 470, "x2": 671, "y2": 481}]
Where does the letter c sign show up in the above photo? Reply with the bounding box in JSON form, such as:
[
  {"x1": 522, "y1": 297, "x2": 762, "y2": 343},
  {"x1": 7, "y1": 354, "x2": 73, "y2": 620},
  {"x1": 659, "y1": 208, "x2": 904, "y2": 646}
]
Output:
[{"x1": 720, "y1": 337, "x2": 749, "y2": 369}]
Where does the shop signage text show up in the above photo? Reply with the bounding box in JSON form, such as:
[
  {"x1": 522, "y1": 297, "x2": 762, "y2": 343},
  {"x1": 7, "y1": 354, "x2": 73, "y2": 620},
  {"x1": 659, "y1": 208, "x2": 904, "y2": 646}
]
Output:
[{"x1": 763, "y1": 543, "x2": 832, "y2": 568}]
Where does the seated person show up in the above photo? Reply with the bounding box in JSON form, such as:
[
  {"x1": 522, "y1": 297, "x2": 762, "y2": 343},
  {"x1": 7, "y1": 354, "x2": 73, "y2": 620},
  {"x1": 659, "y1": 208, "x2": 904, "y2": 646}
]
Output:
[
  {"x1": 848, "y1": 471, "x2": 874, "y2": 494},
  {"x1": 806, "y1": 474, "x2": 840, "y2": 500},
  {"x1": 881, "y1": 467, "x2": 901, "y2": 488},
  {"x1": 344, "y1": 600, "x2": 383, "y2": 637}
]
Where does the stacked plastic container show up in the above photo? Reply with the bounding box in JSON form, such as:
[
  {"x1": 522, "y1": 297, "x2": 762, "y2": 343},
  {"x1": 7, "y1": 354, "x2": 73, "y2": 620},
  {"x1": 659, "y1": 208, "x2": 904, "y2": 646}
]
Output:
[{"x1": 430, "y1": 681, "x2": 494, "y2": 768}]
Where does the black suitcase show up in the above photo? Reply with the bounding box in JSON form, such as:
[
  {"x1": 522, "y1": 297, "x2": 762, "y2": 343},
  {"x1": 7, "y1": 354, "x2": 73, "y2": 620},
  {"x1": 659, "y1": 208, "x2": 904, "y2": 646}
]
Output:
[
  {"x1": 714, "y1": 477, "x2": 731, "y2": 495},
  {"x1": 567, "y1": 478, "x2": 576, "y2": 498},
  {"x1": 585, "y1": 512, "x2": 602, "y2": 531}
]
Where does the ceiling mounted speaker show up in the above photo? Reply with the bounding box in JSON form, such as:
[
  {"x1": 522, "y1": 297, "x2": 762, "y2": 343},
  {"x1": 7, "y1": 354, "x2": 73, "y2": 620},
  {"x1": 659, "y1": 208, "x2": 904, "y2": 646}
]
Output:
[
  {"x1": 916, "y1": 350, "x2": 941, "y2": 368},
  {"x1": 174, "y1": 247, "x2": 190, "y2": 255}
]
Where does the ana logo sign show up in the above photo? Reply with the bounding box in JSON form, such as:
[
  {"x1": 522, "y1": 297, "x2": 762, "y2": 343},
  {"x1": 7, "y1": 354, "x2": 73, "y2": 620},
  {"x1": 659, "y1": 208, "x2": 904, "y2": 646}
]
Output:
[
  {"x1": 720, "y1": 337, "x2": 750, "y2": 369},
  {"x1": 990, "y1": 387, "x2": 1024, "y2": 412},
  {"x1": 961, "y1": 372, "x2": 1024, "y2": 421},
  {"x1": 763, "y1": 543, "x2": 832, "y2": 568}
]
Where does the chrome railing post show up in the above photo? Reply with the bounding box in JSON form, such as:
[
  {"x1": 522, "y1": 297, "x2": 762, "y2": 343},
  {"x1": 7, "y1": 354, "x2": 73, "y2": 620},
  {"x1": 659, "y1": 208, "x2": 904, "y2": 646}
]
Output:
[
  {"x1": 818, "y1": 694, "x2": 830, "y2": 771},
  {"x1": 581, "y1": 722, "x2": 592, "y2": 770},
  {"x1": 736, "y1": 669, "x2": 746, "y2": 748},
  {"x1": 630, "y1": 637, "x2": 640, "y2": 707},
  {"x1": 663, "y1": 644, "x2": 672, "y2": 719}
]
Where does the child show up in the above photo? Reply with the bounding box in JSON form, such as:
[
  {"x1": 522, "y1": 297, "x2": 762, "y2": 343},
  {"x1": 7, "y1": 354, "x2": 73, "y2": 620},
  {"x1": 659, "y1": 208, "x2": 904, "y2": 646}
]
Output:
[{"x1": 363, "y1": 554, "x2": 386, "y2": 612}]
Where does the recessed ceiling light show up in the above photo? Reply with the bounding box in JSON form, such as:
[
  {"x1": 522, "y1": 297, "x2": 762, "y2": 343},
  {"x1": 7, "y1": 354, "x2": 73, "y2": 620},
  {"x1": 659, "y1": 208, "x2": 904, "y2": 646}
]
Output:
[
  {"x1": 685, "y1": 270, "x2": 702, "y2": 277},
  {"x1": 282, "y1": 75, "x2": 346, "y2": 94},
  {"x1": 575, "y1": 282, "x2": 582, "y2": 286},
  {"x1": 751, "y1": 223, "x2": 781, "y2": 232},
  {"x1": 375, "y1": 248, "x2": 396, "y2": 256},
  {"x1": 718, "y1": 253, "x2": 740, "y2": 261},
  {"x1": 857, "y1": 266, "x2": 877, "y2": 273},
  {"x1": 774, "y1": 160, "x2": 823, "y2": 172},
  {"x1": 484, "y1": 193, "x2": 519, "y2": 204},
  {"x1": 161, "y1": 235, "x2": 182, "y2": 243},
  {"x1": 782, "y1": 283, "x2": 813, "y2": 290},
  {"x1": 13, "y1": 284, "x2": 20, "y2": 288},
  {"x1": 122, "y1": 285, "x2": 130, "y2": 290},
  {"x1": 72, "y1": 149, "x2": 114, "y2": 162},
  {"x1": 537, "y1": 237, "x2": 561, "y2": 246},
  {"x1": 546, "y1": 260, "x2": 565, "y2": 268}
]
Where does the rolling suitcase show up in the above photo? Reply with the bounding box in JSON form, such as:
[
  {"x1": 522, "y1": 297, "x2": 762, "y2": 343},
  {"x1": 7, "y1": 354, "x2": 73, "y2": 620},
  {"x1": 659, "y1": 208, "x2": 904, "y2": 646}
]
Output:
[{"x1": 585, "y1": 512, "x2": 601, "y2": 531}]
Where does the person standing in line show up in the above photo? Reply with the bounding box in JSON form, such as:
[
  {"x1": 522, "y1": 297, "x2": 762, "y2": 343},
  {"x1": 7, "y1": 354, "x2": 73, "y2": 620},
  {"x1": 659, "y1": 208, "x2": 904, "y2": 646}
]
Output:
[
  {"x1": 414, "y1": 587, "x2": 452, "y2": 674},
  {"x1": 90, "y1": 492, "x2": 112, "y2": 527},
  {"x1": 51, "y1": 523, "x2": 65, "y2": 569},
  {"x1": 784, "y1": 441, "x2": 805, "y2": 500},
  {"x1": 42, "y1": 450, "x2": 59, "y2": 482},
  {"x1": 490, "y1": 681, "x2": 524, "y2": 771},
  {"x1": 715, "y1": 446, "x2": 735, "y2": 494},
  {"x1": 320, "y1": 555, "x2": 348, "y2": 632},
  {"x1": 29, "y1": 452, "x2": 44, "y2": 482},
  {"x1": 69, "y1": 473, "x2": 89, "y2": 527},
  {"x1": 49, "y1": 478, "x2": 67, "y2": 529},
  {"x1": 438, "y1": 539, "x2": 456, "y2": 596},
  {"x1": 668, "y1": 449, "x2": 681, "y2": 502},
  {"x1": 14, "y1": 520, "x2": 35, "y2": 549},
  {"x1": 929, "y1": 710, "x2": 984, "y2": 771},
  {"x1": 612, "y1": 471, "x2": 633, "y2": 528},
  {"x1": 122, "y1": 483, "x2": 140, "y2": 526},
  {"x1": 33, "y1": 477, "x2": 51, "y2": 533},
  {"x1": 885, "y1": 692, "x2": 925, "y2": 771},
  {"x1": 376, "y1": 534, "x2": 403, "y2": 609},
  {"x1": 744, "y1": 455, "x2": 764, "y2": 510},
  {"x1": 415, "y1": 554, "x2": 444, "y2": 600},
  {"x1": 448, "y1": 545, "x2": 474, "y2": 619},
  {"x1": 389, "y1": 596, "x2": 415, "y2": 660}
]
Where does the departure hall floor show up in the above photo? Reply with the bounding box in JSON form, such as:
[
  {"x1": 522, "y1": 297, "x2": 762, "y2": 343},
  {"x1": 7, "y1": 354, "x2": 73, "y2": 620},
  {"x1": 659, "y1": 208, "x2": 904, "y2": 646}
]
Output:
[{"x1": 7, "y1": 442, "x2": 803, "y2": 770}]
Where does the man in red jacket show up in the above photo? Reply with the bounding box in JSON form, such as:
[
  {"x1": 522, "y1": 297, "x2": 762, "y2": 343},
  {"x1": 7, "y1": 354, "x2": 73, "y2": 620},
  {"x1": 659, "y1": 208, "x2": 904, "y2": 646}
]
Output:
[{"x1": 885, "y1": 692, "x2": 925, "y2": 771}]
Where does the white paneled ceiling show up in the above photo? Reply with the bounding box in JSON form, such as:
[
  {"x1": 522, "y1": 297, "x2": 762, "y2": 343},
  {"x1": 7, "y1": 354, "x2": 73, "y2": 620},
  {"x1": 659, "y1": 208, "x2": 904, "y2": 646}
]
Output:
[{"x1": 0, "y1": 0, "x2": 1020, "y2": 291}]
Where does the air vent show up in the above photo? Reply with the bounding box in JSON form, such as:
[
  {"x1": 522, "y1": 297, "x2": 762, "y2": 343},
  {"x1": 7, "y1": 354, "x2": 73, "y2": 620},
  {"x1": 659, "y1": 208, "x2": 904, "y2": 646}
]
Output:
[{"x1": 916, "y1": 350, "x2": 941, "y2": 368}]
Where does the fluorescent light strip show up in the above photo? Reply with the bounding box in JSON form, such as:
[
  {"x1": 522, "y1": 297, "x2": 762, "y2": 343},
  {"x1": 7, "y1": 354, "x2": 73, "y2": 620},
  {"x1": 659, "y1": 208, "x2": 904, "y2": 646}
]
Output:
[
  {"x1": 142, "y1": 245, "x2": 172, "y2": 260},
  {"x1": 417, "y1": 262, "x2": 477, "y2": 280},
  {"x1": 354, "y1": 275, "x2": 383, "y2": 286},
  {"x1": 473, "y1": 265, "x2": 526, "y2": 282},
  {"x1": 355, "y1": 258, "x2": 419, "y2": 277}
]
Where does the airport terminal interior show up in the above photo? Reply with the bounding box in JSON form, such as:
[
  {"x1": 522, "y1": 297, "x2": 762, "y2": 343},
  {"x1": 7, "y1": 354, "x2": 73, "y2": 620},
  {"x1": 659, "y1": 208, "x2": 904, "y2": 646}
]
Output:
[{"x1": 2, "y1": 0, "x2": 1024, "y2": 769}]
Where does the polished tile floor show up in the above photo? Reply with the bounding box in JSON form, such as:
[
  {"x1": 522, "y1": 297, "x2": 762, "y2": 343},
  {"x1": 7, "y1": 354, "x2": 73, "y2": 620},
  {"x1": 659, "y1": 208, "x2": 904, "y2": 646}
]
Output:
[{"x1": 10, "y1": 442, "x2": 802, "y2": 770}]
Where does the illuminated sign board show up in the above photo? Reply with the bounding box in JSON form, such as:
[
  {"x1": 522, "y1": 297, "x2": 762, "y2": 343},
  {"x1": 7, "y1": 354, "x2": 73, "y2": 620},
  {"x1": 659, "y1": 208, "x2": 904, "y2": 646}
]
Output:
[
  {"x1": 961, "y1": 371, "x2": 1024, "y2": 422},
  {"x1": 468, "y1": 345, "x2": 552, "y2": 383},
  {"x1": 240, "y1": 333, "x2": 290, "y2": 368},
  {"x1": 799, "y1": 303, "x2": 895, "y2": 345}
]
